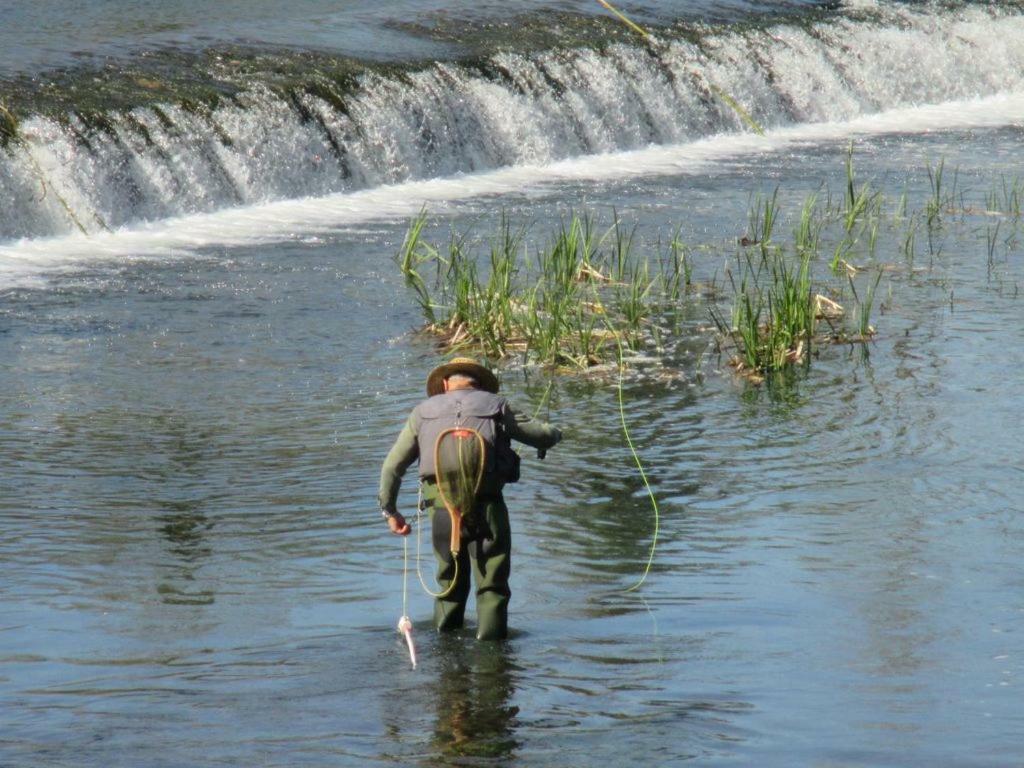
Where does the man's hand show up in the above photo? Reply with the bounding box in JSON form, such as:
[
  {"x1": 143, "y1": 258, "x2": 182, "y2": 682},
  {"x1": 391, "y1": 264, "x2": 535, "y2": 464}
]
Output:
[{"x1": 387, "y1": 512, "x2": 411, "y2": 536}]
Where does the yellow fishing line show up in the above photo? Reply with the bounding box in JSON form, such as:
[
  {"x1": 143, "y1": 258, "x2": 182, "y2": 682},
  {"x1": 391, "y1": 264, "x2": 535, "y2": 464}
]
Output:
[
  {"x1": 594, "y1": 0, "x2": 765, "y2": 136},
  {"x1": 596, "y1": 0, "x2": 650, "y2": 38},
  {"x1": 533, "y1": 376, "x2": 555, "y2": 420},
  {"x1": 708, "y1": 84, "x2": 765, "y2": 136},
  {"x1": 609, "y1": 327, "x2": 660, "y2": 593}
]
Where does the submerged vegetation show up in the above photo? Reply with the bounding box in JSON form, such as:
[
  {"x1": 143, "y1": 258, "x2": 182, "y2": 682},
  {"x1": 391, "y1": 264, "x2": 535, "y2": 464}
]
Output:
[{"x1": 398, "y1": 149, "x2": 1022, "y2": 383}]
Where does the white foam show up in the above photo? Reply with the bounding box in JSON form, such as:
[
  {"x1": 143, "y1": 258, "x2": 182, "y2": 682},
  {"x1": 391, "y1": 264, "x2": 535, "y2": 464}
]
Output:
[{"x1": 2, "y1": 91, "x2": 1023, "y2": 287}]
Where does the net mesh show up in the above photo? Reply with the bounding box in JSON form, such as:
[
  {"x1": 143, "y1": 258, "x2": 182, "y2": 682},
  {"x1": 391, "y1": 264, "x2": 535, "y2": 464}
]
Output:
[{"x1": 434, "y1": 428, "x2": 486, "y2": 524}]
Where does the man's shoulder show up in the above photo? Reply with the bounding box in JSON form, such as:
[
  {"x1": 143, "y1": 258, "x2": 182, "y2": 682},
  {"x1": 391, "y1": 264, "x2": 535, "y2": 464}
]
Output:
[
  {"x1": 412, "y1": 392, "x2": 448, "y2": 412},
  {"x1": 414, "y1": 389, "x2": 509, "y2": 415}
]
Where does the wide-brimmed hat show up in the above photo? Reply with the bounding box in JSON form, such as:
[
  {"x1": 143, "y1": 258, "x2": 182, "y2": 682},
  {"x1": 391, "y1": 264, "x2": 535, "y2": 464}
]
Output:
[{"x1": 426, "y1": 356, "x2": 499, "y2": 397}]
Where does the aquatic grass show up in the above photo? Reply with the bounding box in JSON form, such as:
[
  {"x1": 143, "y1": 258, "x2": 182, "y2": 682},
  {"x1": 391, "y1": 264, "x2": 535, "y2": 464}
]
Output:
[
  {"x1": 744, "y1": 188, "x2": 780, "y2": 250},
  {"x1": 572, "y1": 303, "x2": 604, "y2": 367},
  {"x1": 842, "y1": 144, "x2": 881, "y2": 235},
  {"x1": 820, "y1": 145, "x2": 882, "y2": 275},
  {"x1": 715, "y1": 262, "x2": 764, "y2": 372},
  {"x1": 794, "y1": 193, "x2": 823, "y2": 258},
  {"x1": 986, "y1": 221, "x2": 1002, "y2": 267},
  {"x1": 894, "y1": 188, "x2": 908, "y2": 221},
  {"x1": 903, "y1": 214, "x2": 919, "y2": 263},
  {"x1": 616, "y1": 260, "x2": 654, "y2": 350},
  {"x1": 926, "y1": 158, "x2": 943, "y2": 227},
  {"x1": 609, "y1": 212, "x2": 638, "y2": 284},
  {"x1": 830, "y1": 236, "x2": 854, "y2": 276},
  {"x1": 658, "y1": 228, "x2": 691, "y2": 301},
  {"x1": 399, "y1": 212, "x2": 528, "y2": 359},
  {"x1": 399, "y1": 210, "x2": 663, "y2": 369},
  {"x1": 711, "y1": 246, "x2": 816, "y2": 375},
  {"x1": 398, "y1": 170, "x2": 902, "y2": 382},
  {"x1": 925, "y1": 158, "x2": 959, "y2": 228},
  {"x1": 985, "y1": 175, "x2": 1024, "y2": 217},
  {"x1": 398, "y1": 210, "x2": 440, "y2": 325},
  {"x1": 393, "y1": 147, "x2": 1024, "y2": 387},
  {"x1": 847, "y1": 269, "x2": 883, "y2": 338}
]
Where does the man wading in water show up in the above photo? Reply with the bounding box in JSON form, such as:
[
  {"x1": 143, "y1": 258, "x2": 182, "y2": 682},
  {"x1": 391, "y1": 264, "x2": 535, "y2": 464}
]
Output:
[{"x1": 379, "y1": 357, "x2": 562, "y2": 640}]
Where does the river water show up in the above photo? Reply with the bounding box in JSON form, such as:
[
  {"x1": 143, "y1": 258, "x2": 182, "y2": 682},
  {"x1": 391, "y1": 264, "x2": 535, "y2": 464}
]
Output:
[{"x1": 1, "y1": 1, "x2": 1023, "y2": 766}]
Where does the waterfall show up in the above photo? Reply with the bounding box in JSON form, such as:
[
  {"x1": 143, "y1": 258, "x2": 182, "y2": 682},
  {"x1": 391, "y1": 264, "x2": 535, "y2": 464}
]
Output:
[{"x1": 2, "y1": 1, "x2": 1023, "y2": 242}]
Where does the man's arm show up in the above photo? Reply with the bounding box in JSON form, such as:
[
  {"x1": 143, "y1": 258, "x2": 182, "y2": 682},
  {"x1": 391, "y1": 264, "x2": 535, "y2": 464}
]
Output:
[
  {"x1": 502, "y1": 404, "x2": 562, "y2": 451},
  {"x1": 378, "y1": 413, "x2": 419, "y2": 518}
]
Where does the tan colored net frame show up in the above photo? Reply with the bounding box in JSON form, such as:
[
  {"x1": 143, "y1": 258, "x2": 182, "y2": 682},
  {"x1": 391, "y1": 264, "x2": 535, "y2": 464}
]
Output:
[{"x1": 416, "y1": 427, "x2": 487, "y2": 598}]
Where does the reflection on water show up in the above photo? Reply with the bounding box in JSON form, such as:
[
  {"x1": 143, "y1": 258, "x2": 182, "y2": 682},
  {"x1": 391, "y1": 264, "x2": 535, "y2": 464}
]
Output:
[
  {"x1": 428, "y1": 641, "x2": 520, "y2": 764},
  {"x1": 157, "y1": 499, "x2": 214, "y2": 605}
]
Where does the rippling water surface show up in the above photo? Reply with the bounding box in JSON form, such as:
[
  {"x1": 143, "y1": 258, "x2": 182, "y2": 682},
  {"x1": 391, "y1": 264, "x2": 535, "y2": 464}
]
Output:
[
  {"x1": 2, "y1": 0, "x2": 1024, "y2": 763},
  {"x1": 2, "y1": 126, "x2": 1022, "y2": 765}
]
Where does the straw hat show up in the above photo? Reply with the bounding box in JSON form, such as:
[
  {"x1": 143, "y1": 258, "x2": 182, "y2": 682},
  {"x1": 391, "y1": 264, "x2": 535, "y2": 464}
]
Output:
[{"x1": 426, "y1": 356, "x2": 499, "y2": 397}]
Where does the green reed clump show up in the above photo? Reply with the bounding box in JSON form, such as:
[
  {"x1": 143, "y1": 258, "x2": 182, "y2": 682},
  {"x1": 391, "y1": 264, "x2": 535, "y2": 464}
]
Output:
[
  {"x1": 744, "y1": 188, "x2": 780, "y2": 249},
  {"x1": 398, "y1": 211, "x2": 526, "y2": 359},
  {"x1": 827, "y1": 144, "x2": 883, "y2": 274},
  {"x1": 902, "y1": 214, "x2": 919, "y2": 262},
  {"x1": 986, "y1": 221, "x2": 1002, "y2": 266},
  {"x1": 397, "y1": 210, "x2": 664, "y2": 369},
  {"x1": 615, "y1": 260, "x2": 655, "y2": 351},
  {"x1": 658, "y1": 229, "x2": 691, "y2": 301},
  {"x1": 842, "y1": 143, "x2": 881, "y2": 234},
  {"x1": 398, "y1": 211, "x2": 439, "y2": 324},
  {"x1": 712, "y1": 247, "x2": 815, "y2": 374},
  {"x1": 400, "y1": 143, "x2": 959, "y2": 382},
  {"x1": 794, "y1": 193, "x2": 823, "y2": 258},
  {"x1": 925, "y1": 158, "x2": 959, "y2": 228},
  {"x1": 847, "y1": 269, "x2": 884, "y2": 338}
]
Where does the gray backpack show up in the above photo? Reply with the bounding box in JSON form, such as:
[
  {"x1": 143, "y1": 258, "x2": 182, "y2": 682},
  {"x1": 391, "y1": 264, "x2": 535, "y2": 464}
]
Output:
[{"x1": 415, "y1": 389, "x2": 519, "y2": 484}]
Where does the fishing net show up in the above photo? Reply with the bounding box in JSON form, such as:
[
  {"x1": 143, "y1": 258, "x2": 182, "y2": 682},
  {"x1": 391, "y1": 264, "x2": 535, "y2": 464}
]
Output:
[{"x1": 433, "y1": 427, "x2": 487, "y2": 531}]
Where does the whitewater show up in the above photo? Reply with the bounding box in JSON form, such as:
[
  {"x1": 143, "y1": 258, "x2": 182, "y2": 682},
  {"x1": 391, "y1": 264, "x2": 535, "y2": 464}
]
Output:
[
  {"x1": 2, "y1": 1, "x2": 1023, "y2": 256},
  {"x1": 1, "y1": 91, "x2": 1023, "y2": 288}
]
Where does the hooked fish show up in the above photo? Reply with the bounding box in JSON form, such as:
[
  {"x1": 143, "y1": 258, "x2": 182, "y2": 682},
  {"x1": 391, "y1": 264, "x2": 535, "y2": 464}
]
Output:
[{"x1": 397, "y1": 615, "x2": 416, "y2": 669}]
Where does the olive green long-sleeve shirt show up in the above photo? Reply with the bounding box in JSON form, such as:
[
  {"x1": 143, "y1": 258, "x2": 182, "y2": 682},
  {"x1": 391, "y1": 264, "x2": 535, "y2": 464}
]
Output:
[{"x1": 378, "y1": 395, "x2": 561, "y2": 513}]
